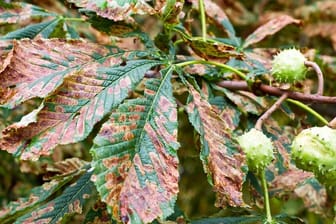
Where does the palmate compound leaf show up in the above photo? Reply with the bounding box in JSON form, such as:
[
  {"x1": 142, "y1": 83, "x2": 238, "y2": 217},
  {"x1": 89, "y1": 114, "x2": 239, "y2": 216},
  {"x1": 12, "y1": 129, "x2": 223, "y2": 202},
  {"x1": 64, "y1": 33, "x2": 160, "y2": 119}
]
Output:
[
  {"x1": 91, "y1": 66, "x2": 180, "y2": 223},
  {"x1": 186, "y1": 83, "x2": 246, "y2": 207},
  {"x1": 15, "y1": 168, "x2": 95, "y2": 224},
  {"x1": 0, "y1": 39, "x2": 162, "y2": 160},
  {"x1": 67, "y1": 0, "x2": 155, "y2": 22}
]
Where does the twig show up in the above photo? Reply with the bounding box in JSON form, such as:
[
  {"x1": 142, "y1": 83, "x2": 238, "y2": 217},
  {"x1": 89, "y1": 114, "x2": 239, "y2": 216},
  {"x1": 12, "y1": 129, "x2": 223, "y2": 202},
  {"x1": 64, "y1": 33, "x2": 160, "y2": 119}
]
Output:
[
  {"x1": 305, "y1": 61, "x2": 324, "y2": 95},
  {"x1": 255, "y1": 93, "x2": 288, "y2": 130},
  {"x1": 216, "y1": 81, "x2": 336, "y2": 104}
]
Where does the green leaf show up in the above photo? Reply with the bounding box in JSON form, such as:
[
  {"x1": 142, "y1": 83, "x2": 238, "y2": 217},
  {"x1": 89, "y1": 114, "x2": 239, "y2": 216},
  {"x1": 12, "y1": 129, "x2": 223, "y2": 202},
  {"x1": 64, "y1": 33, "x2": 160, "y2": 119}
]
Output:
[
  {"x1": 0, "y1": 18, "x2": 62, "y2": 40},
  {"x1": 0, "y1": 2, "x2": 55, "y2": 24},
  {"x1": 186, "y1": 83, "x2": 246, "y2": 207},
  {"x1": 15, "y1": 169, "x2": 95, "y2": 224},
  {"x1": 191, "y1": 216, "x2": 262, "y2": 224},
  {"x1": 91, "y1": 66, "x2": 180, "y2": 223},
  {"x1": 0, "y1": 176, "x2": 74, "y2": 224},
  {"x1": 0, "y1": 39, "x2": 161, "y2": 160}
]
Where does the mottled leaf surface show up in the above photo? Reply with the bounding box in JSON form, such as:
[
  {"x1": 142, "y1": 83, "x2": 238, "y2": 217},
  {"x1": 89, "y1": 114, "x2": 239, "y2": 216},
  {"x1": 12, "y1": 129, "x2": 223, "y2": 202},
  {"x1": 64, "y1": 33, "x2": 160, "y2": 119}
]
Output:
[
  {"x1": 0, "y1": 39, "x2": 111, "y2": 108},
  {"x1": 214, "y1": 86, "x2": 271, "y2": 115},
  {"x1": 0, "y1": 175, "x2": 74, "y2": 223},
  {"x1": 91, "y1": 67, "x2": 179, "y2": 223},
  {"x1": 186, "y1": 84, "x2": 246, "y2": 207},
  {"x1": 0, "y1": 40, "x2": 161, "y2": 160},
  {"x1": 84, "y1": 201, "x2": 113, "y2": 224},
  {"x1": 67, "y1": 0, "x2": 155, "y2": 21},
  {"x1": 243, "y1": 15, "x2": 301, "y2": 48},
  {"x1": 15, "y1": 170, "x2": 94, "y2": 224},
  {"x1": 0, "y1": 2, "x2": 54, "y2": 24},
  {"x1": 208, "y1": 96, "x2": 241, "y2": 130},
  {"x1": 189, "y1": 39, "x2": 243, "y2": 61}
]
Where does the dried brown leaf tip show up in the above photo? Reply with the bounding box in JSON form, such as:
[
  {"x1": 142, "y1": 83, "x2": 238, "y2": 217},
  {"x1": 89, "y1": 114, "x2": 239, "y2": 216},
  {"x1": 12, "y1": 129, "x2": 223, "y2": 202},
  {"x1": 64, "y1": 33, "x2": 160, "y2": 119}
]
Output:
[{"x1": 186, "y1": 84, "x2": 246, "y2": 207}]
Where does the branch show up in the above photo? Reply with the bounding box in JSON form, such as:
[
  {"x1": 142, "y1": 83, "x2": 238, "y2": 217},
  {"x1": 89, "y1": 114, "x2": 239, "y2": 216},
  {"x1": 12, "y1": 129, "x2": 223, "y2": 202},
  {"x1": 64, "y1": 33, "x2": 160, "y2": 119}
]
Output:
[
  {"x1": 255, "y1": 93, "x2": 288, "y2": 130},
  {"x1": 305, "y1": 61, "x2": 324, "y2": 95},
  {"x1": 216, "y1": 81, "x2": 336, "y2": 104}
]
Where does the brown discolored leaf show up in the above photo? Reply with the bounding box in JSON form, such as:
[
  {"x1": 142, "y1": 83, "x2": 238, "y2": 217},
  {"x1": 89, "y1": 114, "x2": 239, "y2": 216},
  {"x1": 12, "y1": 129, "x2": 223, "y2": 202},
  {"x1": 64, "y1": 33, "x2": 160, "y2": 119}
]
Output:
[
  {"x1": 188, "y1": 38, "x2": 244, "y2": 61},
  {"x1": 0, "y1": 39, "x2": 112, "y2": 108},
  {"x1": 303, "y1": 23, "x2": 336, "y2": 50},
  {"x1": 44, "y1": 157, "x2": 88, "y2": 178},
  {"x1": 243, "y1": 15, "x2": 302, "y2": 48},
  {"x1": 294, "y1": 178, "x2": 327, "y2": 214},
  {"x1": 0, "y1": 39, "x2": 160, "y2": 160},
  {"x1": 67, "y1": 0, "x2": 155, "y2": 22},
  {"x1": 217, "y1": 88, "x2": 272, "y2": 115},
  {"x1": 270, "y1": 168, "x2": 313, "y2": 193},
  {"x1": 294, "y1": 0, "x2": 336, "y2": 21},
  {"x1": 91, "y1": 67, "x2": 179, "y2": 223},
  {"x1": 186, "y1": 84, "x2": 246, "y2": 207},
  {"x1": 0, "y1": 2, "x2": 53, "y2": 24},
  {"x1": 270, "y1": 169, "x2": 327, "y2": 214}
]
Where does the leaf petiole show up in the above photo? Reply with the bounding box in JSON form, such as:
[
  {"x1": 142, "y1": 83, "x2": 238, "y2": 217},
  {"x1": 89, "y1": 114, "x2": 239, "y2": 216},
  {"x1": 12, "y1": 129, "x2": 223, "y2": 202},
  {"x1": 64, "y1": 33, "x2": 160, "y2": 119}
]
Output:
[
  {"x1": 260, "y1": 171, "x2": 273, "y2": 223},
  {"x1": 286, "y1": 98, "x2": 328, "y2": 125},
  {"x1": 175, "y1": 60, "x2": 247, "y2": 80},
  {"x1": 199, "y1": 0, "x2": 207, "y2": 41}
]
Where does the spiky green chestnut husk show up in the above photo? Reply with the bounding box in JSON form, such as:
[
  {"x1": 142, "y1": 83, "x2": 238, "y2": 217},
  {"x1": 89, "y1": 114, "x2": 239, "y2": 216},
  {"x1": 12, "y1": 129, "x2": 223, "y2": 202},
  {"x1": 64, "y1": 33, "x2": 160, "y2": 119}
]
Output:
[
  {"x1": 237, "y1": 128, "x2": 274, "y2": 174},
  {"x1": 291, "y1": 126, "x2": 336, "y2": 186},
  {"x1": 271, "y1": 49, "x2": 307, "y2": 83}
]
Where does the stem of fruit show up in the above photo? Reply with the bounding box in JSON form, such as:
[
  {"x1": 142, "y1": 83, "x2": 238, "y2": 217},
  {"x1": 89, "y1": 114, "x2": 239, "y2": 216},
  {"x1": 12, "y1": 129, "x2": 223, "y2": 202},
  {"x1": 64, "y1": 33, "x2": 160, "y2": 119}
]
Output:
[
  {"x1": 329, "y1": 117, "x2": 336, "y2": 128},
  {"x1": 286, "y1": 99, "x2": 329, "y2": 125},
  {"x1": 199, "y1": 0, "x2": 207, "y2": 41},
  {"x1": 175, "y1": 60, "x2": 246, "y2": 80},
  {"x1": 260, "y1": 171, "x2": 273, "y2": 223},
  {"x1": 304, "y1": 61, "x2": 324, "y2": 95},
  {"x1": 255, "y1": 93, "x2": 288, "y2": 130}
]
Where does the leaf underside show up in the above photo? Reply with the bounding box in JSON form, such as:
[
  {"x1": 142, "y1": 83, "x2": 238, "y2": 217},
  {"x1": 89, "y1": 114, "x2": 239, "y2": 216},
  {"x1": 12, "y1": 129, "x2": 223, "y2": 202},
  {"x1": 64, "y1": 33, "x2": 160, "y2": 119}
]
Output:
[{"x1": 91, "y1": 66, "x2": 180, "y2": 223}]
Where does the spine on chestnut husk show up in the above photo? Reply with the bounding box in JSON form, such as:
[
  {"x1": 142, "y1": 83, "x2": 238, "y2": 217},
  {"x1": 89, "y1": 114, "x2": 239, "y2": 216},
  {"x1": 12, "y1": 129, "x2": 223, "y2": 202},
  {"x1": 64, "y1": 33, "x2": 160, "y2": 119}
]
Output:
[
  {"x1": 271, "y1": 48, "x2": 307, "y2": 83},
  {"x1": 291, "y1": 126, "x2": 336, "y2": 186},
  {"x1": 237, "y1": 128, "x2": 274, "y2": 174}
]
